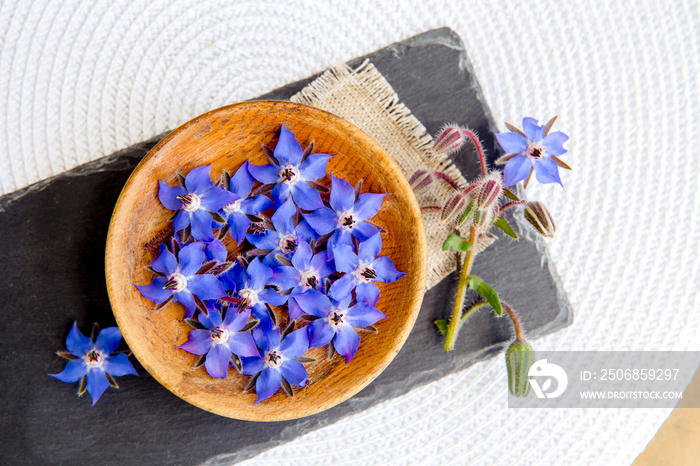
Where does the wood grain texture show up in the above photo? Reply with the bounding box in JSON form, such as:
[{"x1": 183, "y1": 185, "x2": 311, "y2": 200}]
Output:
[{"x1": 105, "y1": 100, "x2": 427, "y2": 421}]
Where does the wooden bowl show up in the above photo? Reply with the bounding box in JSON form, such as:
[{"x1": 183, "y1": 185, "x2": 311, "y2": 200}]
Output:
[{"x1": 105, "y1": 100, "x2": 427, "y2": 421}]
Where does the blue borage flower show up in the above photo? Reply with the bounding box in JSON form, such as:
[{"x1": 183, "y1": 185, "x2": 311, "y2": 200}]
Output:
[
  {"x1": 246, "y1": 198, "x2": 303, "y2": 267},
  {"x1": 176, "y1": 308, "x2": 259, "y2": 378},
  {"x1": 304, "y1": 174, "x2": 386, "y2": 256},
  {"x1": 495, "y1": 117, "x2": 569, "y2": 187},
  {"x1": 329, "y1": 232, "x2": 405, "y2": 303},
  {"x1": 295, "y1": 290, "x2": 386, "y2": 363},
  {"x1": 158, "y1": 165, "x2": 238, "y2": 241},
  {"x1": 217, "y1": 161, "x2": 275, "y2": 245},
  {"x1": 136, "y1": 242, "x2": 226, "y2": 319},
  {"x1": 49, "y1": 323, "x2": 138, "y2": 405},
  {"x1": 219, "y1": 258, "x2": 287, "y2": 332},
  {"x1": 271, "y1": 240, "x2": 335, "y2": 320},
  {"x1": 240, "y1": 326, "x2": 310, "y2": 403},
  {"x1": 248, "y1": 125, "x2": 332, "y2": 210}
]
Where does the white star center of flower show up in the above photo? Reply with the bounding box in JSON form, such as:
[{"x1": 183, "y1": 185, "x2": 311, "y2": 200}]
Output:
[
  {"x1": 354, "y1": 262, "x2": 377, "y2": 283},
  {"x1": 164, "y1": 272, "x2": 188, "y2": 292},
  {"x1": 210, "y1": 327, "x2": 230, "y2": 345},
  {"x1": 526, "y1": 142, "x2": 545, "y2": 160},
  {"x1": 264, "y1": 349, "x2": 284, "y2": 368},
  {"x1": 238, "y1": 288, "x2": 259, "y2": 309},
  {"x1": 222, "y1": 200, "x2": 242, "y2": 215},
  {"x1": 328, "y1": 310, "x2": 347, "y2": 328},
  {"x1": 84, "y1": 349, "x2": 105, "y2": 368},
  {"x1": 300, "y1": 269, "x2": 320, "y2": 290},
  {"x1": 279, "y1": 165, "x2": 300, "y2": 185},
  {"x1": 180, "y1": 193, "x2": 202, "y2": 212},
  {"x1": 338, "y1": 211, "x2": 357, "y2": 230},
  {"x1": 279, "y1": 234, "x2": 298, "y2": 254}
]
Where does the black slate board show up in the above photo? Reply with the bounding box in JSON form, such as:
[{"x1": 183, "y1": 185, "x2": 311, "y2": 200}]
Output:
[{"x1": 0, "y1": 28, "x2": 572, "y2": 465}]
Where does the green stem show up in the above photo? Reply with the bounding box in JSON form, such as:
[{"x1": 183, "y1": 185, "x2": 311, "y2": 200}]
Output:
[
  {"x1": 503, "y1": 302, "x2": 525, "y2": 341},
  {"x1": 459, "y1": 301, "x2": 489, "y2": 326},
  {"x1": 444, "y1": 226, "x2": 478, "y2": 351}
]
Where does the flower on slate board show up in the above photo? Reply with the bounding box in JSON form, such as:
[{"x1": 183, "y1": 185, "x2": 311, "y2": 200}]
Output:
[
  {"x1": 217, "y1": 161, "x2": 274, "y2": 245},
  {"x1": 240, "y1": 326, "x2": 310, "y2": 403},
  {"x1": 158, "y1": 165, "x2": 237, "y2": 241},
  {"x1": 219, "y1": 258, "x2": 287, "y2": 331},
  {"x1": 248, "y1": 125, "x2": 332, "y2": 210},
  {"x1": 270, "y1": 240, "x2": 334, "y2": 320},
  {"x1": 295, "y1": 290, "x2": 386, "y2": 363},
  {"x1": 303, "y1": 174, "x2": 386, "y2": 256},
  {"x1": 136, "y1": 242, "x2": 226, "y2": 319},
  {"x1": 176, "y1": 308, "x2": 259, "y2": 378},
  {"x1": 329, "y1": 232, "x2": 405, "y2": 303},
  {"x1": 49, "y1": 322, "x2": 138, "y2": 405},
  {"x1": 495, "y1": 117, "x2": 570, "y2": 187},
  {"x1": 246, "y1": 198, "x2": 303, "y2": 267}
]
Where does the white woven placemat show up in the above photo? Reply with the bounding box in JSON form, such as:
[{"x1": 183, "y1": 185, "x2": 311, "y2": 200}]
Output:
[{"x1": 2, "y1": 1, "x2": 698, "y2": 465}]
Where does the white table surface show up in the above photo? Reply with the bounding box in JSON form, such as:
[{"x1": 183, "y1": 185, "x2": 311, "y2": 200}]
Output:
[{"x1": 1, "y1": 1, "x2": 698, "y2": 464}]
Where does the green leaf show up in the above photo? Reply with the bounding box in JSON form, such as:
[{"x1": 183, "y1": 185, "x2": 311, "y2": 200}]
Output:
[
  {"x1": 492, "y1": 217, "x2": 518, "y2": 239},
  {"x1": 467, "y1": 275, "x2": 503, "y2": 316},
  {"x1": 434, "y1": 319, "x2": 448, "y2": 335},
  {"x1": 503, "y1": 188, "x2": 520, "y2": 201},
  {"x1": 442, "y1": 232, "x2": 473, "y2": 252}
]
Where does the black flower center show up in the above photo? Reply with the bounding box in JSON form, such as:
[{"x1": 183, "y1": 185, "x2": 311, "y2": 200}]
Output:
[
  {"x1": 265, "y1": 350, "x2": 283, "y2": 368},
  {"x1": 177, "y1": 193, "x2": 201, "y2": 212},
  {"x1": 361, "y1": 267, "x2": 377, "y2": 280},
  {"x1": 530, "y1": 148, "x2": 542, "y2": 159},
  {"x1": 342, "y1": 215, "x2": 355, "y2": 227},
  {"x1": 210, "y1": 327, "x2": 229, "y2": 344},
  {"x1": 85, "y1": 350, "x2": 104, "y2": 367},
  {"x1": 280, "y1": 235, "x2": 298, "y2": 254},
  {"x1": 163, "y1": 273, "x2": 187, "y2": 292},
  {"x1": 280, "y1": 166, "x2": 298, "y2": 183},
  {"x1": 305, "y1": 275, "x2": 318, "y2": 290},
  {"x1": 329, "y1": 311, "x2": 346, "y2": 328}
]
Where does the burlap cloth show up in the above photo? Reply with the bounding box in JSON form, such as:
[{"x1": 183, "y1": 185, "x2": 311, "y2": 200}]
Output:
[{"x1": 291, "y1": 61, "x2": 466, "y2": 289}]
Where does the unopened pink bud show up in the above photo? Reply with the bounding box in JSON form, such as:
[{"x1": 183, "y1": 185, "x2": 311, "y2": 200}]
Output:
[
  {"x1": 441, "y1": 192, "x2": 467, "y2": 222},
  {"x1": 409, "y1": 169, "x2": 434, "y2": 194},
  {"x1": 433, "y1": 125, "x2": 466, "y2": 155},
  {"x1": 477, "y1": 179, "x2": 502, "y2": 209}
]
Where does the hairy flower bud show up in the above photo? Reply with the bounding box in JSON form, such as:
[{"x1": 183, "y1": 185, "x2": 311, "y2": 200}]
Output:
[
  {"x1": 441, "y1": 192, "x2": 468, "y2": 223},
  {"x1": 409, "y1": 169, "x2": 434, "y2": 194},
  {"x1": 477, "y1": 176, "x2": 503, "y2": 209},
  {"x1": 524, "y1": 201, "x2": 556, "y2": 238},
  {"x1": 456, "y1": 200, "x2": 476, "y2": 227},
  {"x1": 433, "y1": 125, "x2": 466, "y2": 155},
  {"x1": 506, "y1": 339, "x2": 535, "y2": 397}
]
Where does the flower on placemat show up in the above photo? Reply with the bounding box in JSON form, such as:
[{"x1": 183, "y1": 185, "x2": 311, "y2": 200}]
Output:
[
  {"x1": 248, "y1": 125, "x2": 332, "y2": 210},
  {"x1": 240, "y1": 326, "x2": 310, "y2": 403},
  {"x1": 218, "y1": 161, "x2": 274, "y2": 245},
  {"x1": 329, "y1": 233, "x2": 405, "y2": 303},
  {"x1": 295, "y1": 290, "x2": 386, "y2": 363},
  {"x1": 177, "y1": 308, "x2": 259, "y2": 379},
  {"x1": 303, "y1": 174, "x2": 386, "y2": 255},
  {"x1": 136, "y1": 242, "x2": 226, "y2": 319},
  {"x1": 158, "y1": 165, "x2": 237, "y2": 241},
  {"x1": 49, "y1": 322, "x2": 138, "y2": 405},
  {"x1": 495, "y1": 117, "x2": 570, "y2": 187}
]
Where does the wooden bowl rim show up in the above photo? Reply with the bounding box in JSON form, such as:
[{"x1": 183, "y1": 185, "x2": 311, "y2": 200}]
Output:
[{"x1": 105, "y1": 100, "x2": 427, "y2": 421}]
